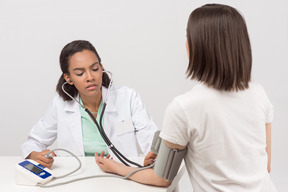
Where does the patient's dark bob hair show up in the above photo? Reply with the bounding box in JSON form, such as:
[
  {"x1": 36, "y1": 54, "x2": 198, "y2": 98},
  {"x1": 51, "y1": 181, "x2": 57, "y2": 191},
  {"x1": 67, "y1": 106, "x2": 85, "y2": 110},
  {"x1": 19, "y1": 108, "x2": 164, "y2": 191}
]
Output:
[
  {"x1": 186, "y1": 4, "x2": 252, "y2": 91},
  {"x1": 56, "y1": 40, "x2": 111, "y2": 101}
]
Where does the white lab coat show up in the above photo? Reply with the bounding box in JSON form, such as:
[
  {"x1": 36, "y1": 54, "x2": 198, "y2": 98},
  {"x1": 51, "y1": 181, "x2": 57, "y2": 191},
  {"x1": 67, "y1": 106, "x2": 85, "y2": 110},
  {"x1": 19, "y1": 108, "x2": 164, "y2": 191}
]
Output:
[{"x1": 21, "y1": 85, "x2": 158, "y2": 158}]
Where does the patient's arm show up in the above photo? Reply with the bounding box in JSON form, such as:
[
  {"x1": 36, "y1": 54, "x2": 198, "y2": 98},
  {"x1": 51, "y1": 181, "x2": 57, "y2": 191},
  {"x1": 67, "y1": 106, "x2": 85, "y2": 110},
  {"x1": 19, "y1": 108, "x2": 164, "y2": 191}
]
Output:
[
  {"x1": 266, "y1": 123, "x2": 272, "y2": 173},
  {"x1": 95, "y1": 151, "x2": 171, "y2": 187},
  {"x1": 95, "y1": 140, "x2": 186, "y2": 187}
]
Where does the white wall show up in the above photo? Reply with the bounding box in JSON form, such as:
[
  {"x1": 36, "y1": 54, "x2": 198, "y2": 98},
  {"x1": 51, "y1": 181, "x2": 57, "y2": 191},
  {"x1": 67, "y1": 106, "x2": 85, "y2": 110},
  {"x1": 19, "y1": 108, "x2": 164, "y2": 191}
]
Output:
[{"x1": 0, "y1": 0, "x2": 287, "y2": 191}]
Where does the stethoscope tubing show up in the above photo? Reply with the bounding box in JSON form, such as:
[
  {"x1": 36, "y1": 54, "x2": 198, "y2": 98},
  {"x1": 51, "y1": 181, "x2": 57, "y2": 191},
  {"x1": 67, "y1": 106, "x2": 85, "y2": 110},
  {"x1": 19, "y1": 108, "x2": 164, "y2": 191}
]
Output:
[
  {"x1": 85, "y1": 107, "x2": 143, "y2": 167},
  {"x1": 62, "y1": 72, "x2": 143, "y2": 167}
]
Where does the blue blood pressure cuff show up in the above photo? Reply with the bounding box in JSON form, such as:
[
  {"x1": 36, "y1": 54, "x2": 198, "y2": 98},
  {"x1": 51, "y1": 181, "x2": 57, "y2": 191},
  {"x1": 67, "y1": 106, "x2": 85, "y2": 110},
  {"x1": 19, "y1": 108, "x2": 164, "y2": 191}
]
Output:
[{"x1": 151, "y1": 131, "x2": 187, "y2": 181}]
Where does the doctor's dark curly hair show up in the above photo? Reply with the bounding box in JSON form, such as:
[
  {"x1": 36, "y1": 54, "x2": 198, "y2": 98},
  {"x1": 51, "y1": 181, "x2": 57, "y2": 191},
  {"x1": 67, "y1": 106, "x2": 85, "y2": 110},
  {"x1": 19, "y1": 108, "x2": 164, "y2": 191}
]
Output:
[{"x1": 56, "y1": 40, "x2": 111, "y2": 101}]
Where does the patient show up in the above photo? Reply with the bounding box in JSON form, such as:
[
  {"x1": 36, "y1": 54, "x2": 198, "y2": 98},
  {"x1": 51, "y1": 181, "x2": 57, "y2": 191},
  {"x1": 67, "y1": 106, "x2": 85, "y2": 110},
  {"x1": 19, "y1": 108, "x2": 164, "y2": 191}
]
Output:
[{"x1": 95, "y1": 4, "x2": 277, "y2": 191}]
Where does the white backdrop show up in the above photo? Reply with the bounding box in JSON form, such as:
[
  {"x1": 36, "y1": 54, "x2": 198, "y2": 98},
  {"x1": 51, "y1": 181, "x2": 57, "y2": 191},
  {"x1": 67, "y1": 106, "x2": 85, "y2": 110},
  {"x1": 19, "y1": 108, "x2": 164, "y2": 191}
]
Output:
[{"x1": 0, "y1": 0, "x2": 287, "y2": 191}]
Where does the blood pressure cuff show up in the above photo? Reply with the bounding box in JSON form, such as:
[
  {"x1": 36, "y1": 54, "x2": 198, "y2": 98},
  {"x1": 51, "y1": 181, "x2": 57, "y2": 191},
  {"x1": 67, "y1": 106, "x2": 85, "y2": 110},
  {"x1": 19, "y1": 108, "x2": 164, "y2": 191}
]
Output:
[
  {"x1": 150, "y1": 130, "x2": 162, "y2": 154},
  {"x1": 151, "y1": 131, "x2": 187, "y2": 181}
]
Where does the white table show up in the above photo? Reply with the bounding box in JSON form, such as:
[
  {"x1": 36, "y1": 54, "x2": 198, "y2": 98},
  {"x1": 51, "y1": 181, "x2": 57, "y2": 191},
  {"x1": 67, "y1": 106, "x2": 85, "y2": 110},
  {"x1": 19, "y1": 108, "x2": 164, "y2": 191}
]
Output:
[{"x1": 0, "y1": 156, "x2": 184, "y2": 192}]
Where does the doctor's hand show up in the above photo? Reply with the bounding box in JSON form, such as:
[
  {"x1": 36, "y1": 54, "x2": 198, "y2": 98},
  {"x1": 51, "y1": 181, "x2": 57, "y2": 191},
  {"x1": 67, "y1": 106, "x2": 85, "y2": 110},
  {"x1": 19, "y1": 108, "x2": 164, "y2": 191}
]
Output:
[
  {"x1": 144, "y1": 151, "x2": 157, "y2": 166},
  {"x1": 95, "y1": 151, "x2": 122, "y2": 174},
  {"x1": 27, "y1": 149, "x2": 56, "y2": 169}
]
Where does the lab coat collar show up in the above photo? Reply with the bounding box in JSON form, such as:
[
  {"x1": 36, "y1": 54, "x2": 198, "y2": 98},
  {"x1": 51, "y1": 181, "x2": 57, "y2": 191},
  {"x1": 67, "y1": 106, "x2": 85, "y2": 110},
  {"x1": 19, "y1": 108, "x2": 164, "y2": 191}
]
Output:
[
  {"x1": 63, "y1": 94, "x2": 80, "y2": 112},
  {"x1": 102, "y1": 86, "x2": 116, "y2": 113},
  {"x1": 63, "y1": 88, "x2": 117, "y2": 113},
  {"x1": 62, "y1": 94, "x2": 84, "y2": 156}
]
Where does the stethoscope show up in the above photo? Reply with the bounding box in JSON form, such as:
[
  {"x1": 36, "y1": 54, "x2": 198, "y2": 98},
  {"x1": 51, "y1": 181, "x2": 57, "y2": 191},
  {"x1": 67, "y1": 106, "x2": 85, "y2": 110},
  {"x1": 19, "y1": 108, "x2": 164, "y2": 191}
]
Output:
[{"x1": 62, "y1": 71, "x2": 143, "y2": 168}]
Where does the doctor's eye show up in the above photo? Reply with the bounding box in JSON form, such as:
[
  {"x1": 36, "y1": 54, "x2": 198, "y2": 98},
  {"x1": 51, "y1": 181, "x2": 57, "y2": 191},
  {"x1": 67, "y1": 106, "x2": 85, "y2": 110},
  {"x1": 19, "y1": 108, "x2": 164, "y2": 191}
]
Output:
[
  {"x1": 76, "y1": 72, "x2": 84, "y2": 76},
  {"x1": 92, "y1": 67, "x2": 99, "y2": 72}
]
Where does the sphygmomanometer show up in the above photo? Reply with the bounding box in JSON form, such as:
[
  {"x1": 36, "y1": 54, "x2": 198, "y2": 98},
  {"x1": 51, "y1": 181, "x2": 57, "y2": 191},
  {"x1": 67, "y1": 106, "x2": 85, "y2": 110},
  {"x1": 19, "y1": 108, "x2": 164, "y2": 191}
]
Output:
[
  {"x1": 15, "y1": 131, "x2": 186, "y2": 187},
  {"x1": 16, "y1": 159, "x2": 54, "y2": 185},
  {"x1": 151, "y1": 130, "x2": 187, "y2": 181}
]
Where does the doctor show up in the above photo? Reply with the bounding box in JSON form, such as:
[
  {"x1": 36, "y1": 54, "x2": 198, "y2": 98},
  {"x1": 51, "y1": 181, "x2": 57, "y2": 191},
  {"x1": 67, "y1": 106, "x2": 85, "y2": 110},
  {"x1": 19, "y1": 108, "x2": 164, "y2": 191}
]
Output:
[{"x1": 21, "y1": 40, "x2": 158, "y2": 168}]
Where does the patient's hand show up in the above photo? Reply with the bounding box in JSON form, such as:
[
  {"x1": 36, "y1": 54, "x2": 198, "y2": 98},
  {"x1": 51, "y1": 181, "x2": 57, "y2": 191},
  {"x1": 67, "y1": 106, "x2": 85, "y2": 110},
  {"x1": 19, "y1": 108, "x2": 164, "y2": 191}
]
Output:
[
  {"x1": 143, "y1": 151, "x2": 157, "y2": 166},
  {"x1": 95, "y1": 151, "x2": 122, "y2": 174}
]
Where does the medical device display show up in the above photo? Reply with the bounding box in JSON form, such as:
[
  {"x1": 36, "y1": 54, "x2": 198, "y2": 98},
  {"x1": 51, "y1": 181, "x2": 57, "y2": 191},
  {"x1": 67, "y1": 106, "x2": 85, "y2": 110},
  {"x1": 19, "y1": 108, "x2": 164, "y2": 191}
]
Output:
[
  {"x1": 151, "y1": 131, "x2": 187, "y2": 181},
  {"x1": 62, "y1": 71, "x2": 143, "y2": 167},
  {"x1": 15, "y1": 148, "x2": 82, "y2": 186},
  {"x1": 15, "y1": 159, "x2": 54, "y2": 186}
]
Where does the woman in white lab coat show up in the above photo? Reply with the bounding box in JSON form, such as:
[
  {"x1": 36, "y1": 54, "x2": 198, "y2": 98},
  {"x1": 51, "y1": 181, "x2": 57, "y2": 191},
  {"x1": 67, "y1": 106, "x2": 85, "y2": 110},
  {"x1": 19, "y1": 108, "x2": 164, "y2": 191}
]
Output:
[{"x1": 21, "y1": 40, "x2": 158, "y2": 168}]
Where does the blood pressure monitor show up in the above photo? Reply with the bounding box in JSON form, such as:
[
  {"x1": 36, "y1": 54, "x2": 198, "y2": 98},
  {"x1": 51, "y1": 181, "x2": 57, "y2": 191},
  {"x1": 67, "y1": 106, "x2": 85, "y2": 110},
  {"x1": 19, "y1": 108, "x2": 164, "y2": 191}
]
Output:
[{"x1": 15, "y1": 159, "x2": 54, "y2": 186}]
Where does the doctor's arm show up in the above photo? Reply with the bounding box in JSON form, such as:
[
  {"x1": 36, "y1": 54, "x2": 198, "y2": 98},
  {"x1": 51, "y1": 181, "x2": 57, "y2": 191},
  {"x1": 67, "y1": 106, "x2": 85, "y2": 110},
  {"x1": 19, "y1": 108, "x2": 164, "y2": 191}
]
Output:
[
  {"x1": 95, "y1": 140, "x2": 186, "y2": 187},
  {"x1": 21, "y1": 96, "x2": 59, "y2": 168},
  {"x1": 129, "y1": 89, "x2": 158, "y2": 155}
]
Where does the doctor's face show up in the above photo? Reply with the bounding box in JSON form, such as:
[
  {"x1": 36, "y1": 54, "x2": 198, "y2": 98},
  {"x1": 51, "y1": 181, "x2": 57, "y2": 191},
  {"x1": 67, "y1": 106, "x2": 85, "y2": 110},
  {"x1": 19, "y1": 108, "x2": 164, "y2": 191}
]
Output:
[{"x1": 65, "y1": 49, "x2": 103, "y2": 98}]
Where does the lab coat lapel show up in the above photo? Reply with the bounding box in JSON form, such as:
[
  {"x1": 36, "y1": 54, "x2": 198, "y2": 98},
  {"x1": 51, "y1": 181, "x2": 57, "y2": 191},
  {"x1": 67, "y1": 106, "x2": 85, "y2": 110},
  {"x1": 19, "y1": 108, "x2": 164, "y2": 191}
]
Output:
[
  {"x1": 63, "y1": 94, "x2": 84, "y2": 155},
  {"x1": 102, "y1": 86, "x2": 117, "y2": 137}
]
